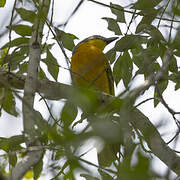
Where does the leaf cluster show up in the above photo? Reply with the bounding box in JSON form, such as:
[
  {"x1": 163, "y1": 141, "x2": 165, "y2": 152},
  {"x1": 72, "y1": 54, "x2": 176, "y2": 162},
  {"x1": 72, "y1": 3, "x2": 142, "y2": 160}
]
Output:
[{"x1": 0, "y1": 0, "x2": 180, "y2": 179}]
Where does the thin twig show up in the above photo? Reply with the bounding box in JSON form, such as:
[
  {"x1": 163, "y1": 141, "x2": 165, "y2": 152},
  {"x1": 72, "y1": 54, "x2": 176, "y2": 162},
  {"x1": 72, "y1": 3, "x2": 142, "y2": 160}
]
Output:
[
  {"x1": 77, "y1": 157, "x2": 117, "y2": 174},
  {"x1": 125, "y1": 9, "x2": 136, "y2": 35},
  {"x1": 88, "y1": 0, "x2": 180, "y2": 23},
  {"x1": 45, "y1": 20, "x2": 70, "y2": 67},
  {"x1": 134, "y1": 97, "x2": 156, "y2": 108},
  {"x1": 166, "y1": 131, "x2": 180, "y2": 145},
  {"x1": 60, "y1": 0, "x2": 85, "y2": 27},
  {"x1": 156, "y1": 84, "x2": 180, "y2": 129},
  {"x1": 157, "y1": 0, "x2": 171, "y2": 28},
  {"x1": 168, "y1": 0, "x2": 177, "y2": 43}
]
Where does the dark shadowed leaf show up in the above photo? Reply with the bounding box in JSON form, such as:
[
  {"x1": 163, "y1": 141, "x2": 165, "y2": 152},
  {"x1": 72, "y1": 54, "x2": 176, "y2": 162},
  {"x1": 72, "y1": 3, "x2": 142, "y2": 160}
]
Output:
[
  {"x1": 9, "y1": 135, "x2": 25, "y2": 151},
  {"x1": 0, "y1": 89, "x2": 18, "y2": 116},
  {"x1": 61, "y1": 101, "x2": 78, "y2": 128},
  {"x1": 113, "y1": 51, "x2": 132, "y2": 87},
  {"x1": 9, "y1": 154, "x2": 17, "y2": 167},
  {"x1": 174, "y1": 50, "x2": 180, "y2": 57},
  {"x1": 0, "y1": 135, "x2": 24, "y2": 153},
  {"x1": 0, "y1": 137, "x2": 9, "y2": 152},
  {"x1": 33, "y1": 157, "x2": 43, "y2": 180},
  {"x1": 132, "y1": 151, "x2": 151, "y2": 179},
  {"x1": 136, "y1": 24, "x2": 165, "y2": 42},
  {"x1": 169, "y1": 55, "x2": 178, "y2": 73},
  {"x1": 105, "y1": 48, "x2": 116, "y2": 64},
  {"x1": 17, "y1": 61, "x2": 28, "y2": 74},
  {"x1": 132, "y1": 0, "x2": 162, "y2": 10},
  {"x1": 98, "y1": 169, "x2": 114, "y2": 180},
  {"x1": 9, "y1": 47, "x2": 28, "y2": 71},
  {"x1": 38, "y1": 67, "x2": 48, "y2": 79},
  {"x1": 169, "y1": 73, "x2": 180, "y2": 90},
  {"x1": 154, "y1": 80, "x2": 168, "y2": 107},
  {"x1": 102, "y1": 17, "x2": 121, "y2": 35},
  {"x1": 115, "y1": 35, "x2": 146, "y2": 52},
  {"x1": 136, "y1": 8, "x2": 162, "y2": 33}
]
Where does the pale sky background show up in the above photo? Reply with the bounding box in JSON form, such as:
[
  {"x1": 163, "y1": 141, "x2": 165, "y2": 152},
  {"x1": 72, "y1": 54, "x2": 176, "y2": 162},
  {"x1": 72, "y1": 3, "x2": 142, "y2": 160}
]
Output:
[{"x1": 0, "y1": 0, "x2": 180, "y2": 179}]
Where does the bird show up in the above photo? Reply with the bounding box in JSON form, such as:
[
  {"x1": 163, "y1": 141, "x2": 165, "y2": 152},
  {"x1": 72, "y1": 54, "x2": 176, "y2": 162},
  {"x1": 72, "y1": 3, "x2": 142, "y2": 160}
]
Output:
[{"x1": 71, "y1": 35, "x2": 118, "y2": 167}]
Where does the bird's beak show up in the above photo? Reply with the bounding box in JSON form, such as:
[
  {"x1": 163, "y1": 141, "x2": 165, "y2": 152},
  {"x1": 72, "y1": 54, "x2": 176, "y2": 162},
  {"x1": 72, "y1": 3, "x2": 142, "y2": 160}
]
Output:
[{"x1": 105, "y1": 37, "x2": 119, "y2": 44}]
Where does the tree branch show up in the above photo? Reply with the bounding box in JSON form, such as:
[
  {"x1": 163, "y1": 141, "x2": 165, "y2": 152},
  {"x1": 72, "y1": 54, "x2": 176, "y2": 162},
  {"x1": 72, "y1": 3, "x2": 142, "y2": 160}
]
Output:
[
  {"x1": 8, "y1": 0, "x2": 50, "y2": 180},
  {"x1": 1, "y1": 70, "x2": 180, "y2": 175},
  {"x1": 130, "y1": 109, "x2": 180, "y2": 175}
]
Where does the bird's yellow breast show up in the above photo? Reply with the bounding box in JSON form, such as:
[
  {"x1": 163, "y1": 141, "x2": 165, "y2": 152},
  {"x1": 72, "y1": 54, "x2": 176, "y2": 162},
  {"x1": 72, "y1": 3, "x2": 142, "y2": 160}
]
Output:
[{"x1": 71, "y1": 43, "x2": 111, "y2": 94}]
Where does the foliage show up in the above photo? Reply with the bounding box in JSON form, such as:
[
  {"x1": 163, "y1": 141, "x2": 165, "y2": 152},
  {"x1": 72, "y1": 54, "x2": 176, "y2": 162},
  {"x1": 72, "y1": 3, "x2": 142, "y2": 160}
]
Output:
[{"x1": 0, "y1": 0, "x2": 180, "y2": 179}]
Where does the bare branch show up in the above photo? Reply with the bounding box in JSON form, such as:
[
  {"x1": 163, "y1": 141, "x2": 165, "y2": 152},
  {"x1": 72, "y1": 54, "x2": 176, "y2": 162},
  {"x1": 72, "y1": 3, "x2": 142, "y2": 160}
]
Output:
[
  {"x1": 156, "y1": 84, "x2": 180, "y2": 128},
  {"x1": 88, "y1": 0, "x2": 180, "y2": 23},
  {"x1": 1, "y1": 70, "x2": 180, "y2": 175},
  {"x1": 130, "y1": 109, "x2": 180, "y2": 175},
  {"x1": 8, "y1": 0, "x2": 50, "y2": 180}
]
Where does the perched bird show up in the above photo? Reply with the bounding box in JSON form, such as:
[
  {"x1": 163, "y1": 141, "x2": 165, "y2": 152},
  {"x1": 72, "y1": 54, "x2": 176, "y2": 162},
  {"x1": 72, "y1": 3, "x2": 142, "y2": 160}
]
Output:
[{"x1": 71, "y1": 35, "x2": 118, "y2": 166}]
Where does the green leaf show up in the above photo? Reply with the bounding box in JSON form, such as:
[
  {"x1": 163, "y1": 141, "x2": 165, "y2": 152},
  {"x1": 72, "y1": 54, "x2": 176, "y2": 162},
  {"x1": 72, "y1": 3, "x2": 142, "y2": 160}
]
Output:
[
  {"x1": 132, "y1": 0, "x2": 162, "y2": 10},
  {"x1": 9, "y1": 47, "x2": 28, "y2": 71},
  {"x1": 0, "y1": 136, "x2": 23, "y2": 167},
  {"x1": 110, "y1": 3, "x2": 125, "y2": 22},
  {"x1": 174, "y1": 50, "x2": 180, "y2": 57},
  {"x1": 115, "y1": 35, "x2": 145, "y2": 52},
  {"x1": 102, "y1": 17, "x2": 121, "y2": 35},
  {"x1": 132, "y1": 151, "x2": 152, "y2": 179},
  {"x1": 10, "y1": 24, "x2": 32, "y2": 37},
  {"x1": 173, "y1": 5, "x2": 180, "y2": 16},
  {"x1": 61, "y1": 101, "x2": 78, "y2": 128},
  {"x1": 0, "y1": 0, "x2": 6, "y2": 7},
  {"x1": 38, "y1": 67, "x2": 48, "y2": 79},
  {"x1": 9, "y1": 135, "x2": 25, "y2": 151},
  {"x1": 136, "y1": 8, "x2": 161, "y2": 33},
  {"x1": 113, "y1": 51, "x2": 132, "y2": 87},
  {"x1": 0, "y1": 89, "x2": 18, "y2": 116},
  {"x1": 1, "y1": 37, "x2": 29, "y2": 49},
  {"x1": 175, "y1": 82, "x2": 180, "y2": 90},
  {"x1": 17, "y1": 62, "x2": 28, "y2": 74},
  {"x1": 169, "y1": 55, "x2": 178, "y2": 73},
  {"x1": 55, "y1": 28, "x2": 78, "y2": 51},
  {"x1": 105, "y1": 48, "x2": 116, "y2": 64},
  {"x1": 16, "y1": 8, "x2": 35, "y2": 23},
  {"x1": 169, "y1": 73, "x2": 180, "y2": 90},
  {"x1": 154, "y1": 81, "x2": 168, "y2": 107},
  {"x1": 132, "y1": 46, "x2": 161, "y2": 78},
  {"x1": 98, "y1": 169, "x2": 114, "y2": 180},
  {"x1": 33, "y1": 157, "x2": 43, "y2": 180},
  {"x1": 44, "y1": 48, "x2": 59, "y2": 81},
  {"x1": 9, "y1": 154, "x2": 17, "y2": 167},
  {"x1": 136, "y1": 24, "x2": 165, "y2": 42},
  {"x1": 173, "y1": 28, "x2": 180, "y2": 50},
  {"x1": 72, "y1": 87, "x2": 99, "y2": 113},
  {"x1": 0, "y1": 137, "x2": 9, "y2": 152}
]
